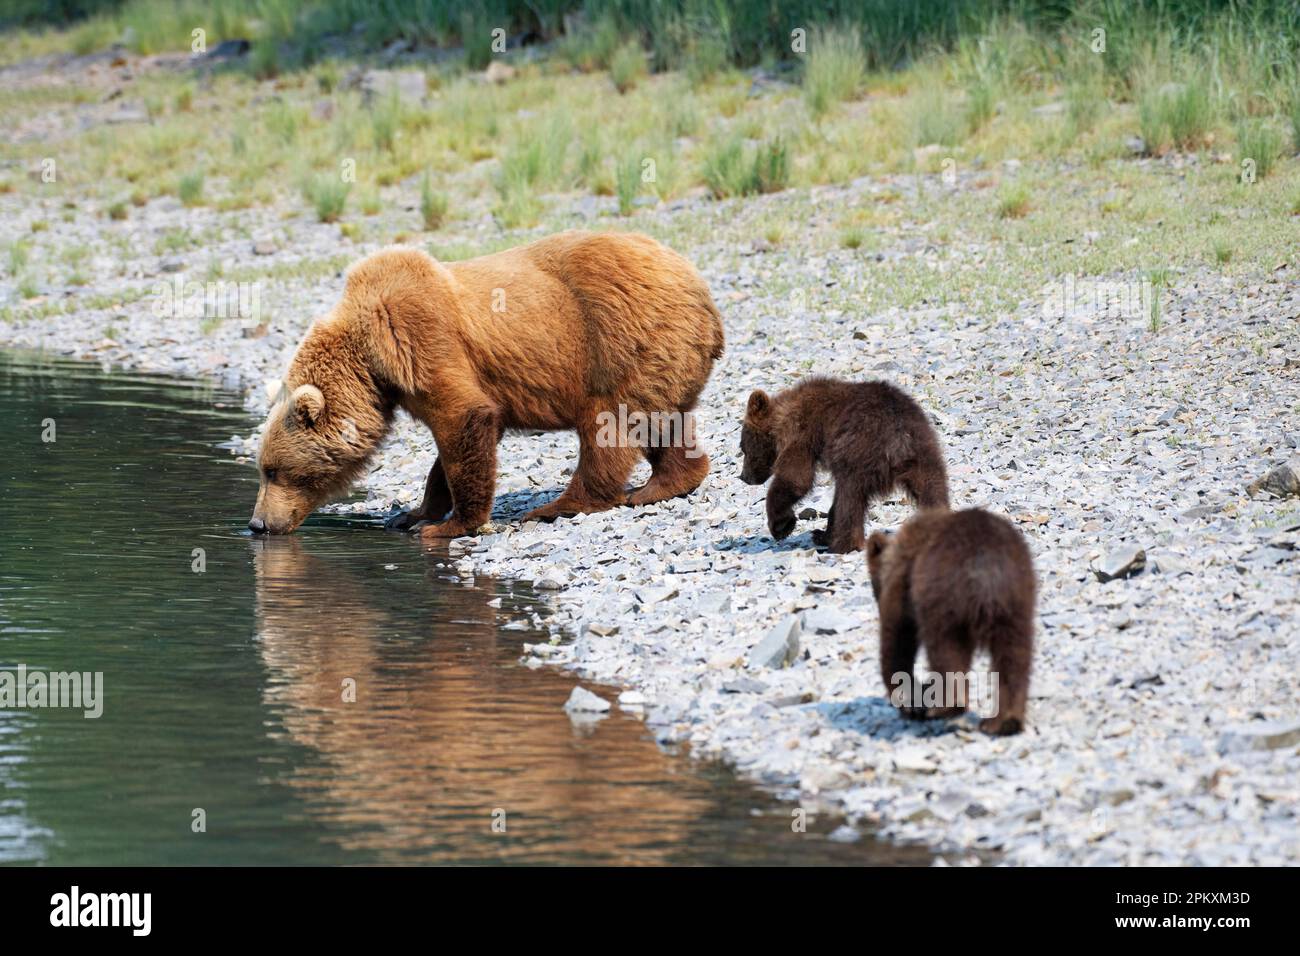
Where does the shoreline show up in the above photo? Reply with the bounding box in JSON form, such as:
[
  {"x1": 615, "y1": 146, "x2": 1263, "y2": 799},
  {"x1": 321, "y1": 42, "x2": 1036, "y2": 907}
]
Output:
[{"x1": 3, "y1": 178, "x2": 1299, "y2": 865}]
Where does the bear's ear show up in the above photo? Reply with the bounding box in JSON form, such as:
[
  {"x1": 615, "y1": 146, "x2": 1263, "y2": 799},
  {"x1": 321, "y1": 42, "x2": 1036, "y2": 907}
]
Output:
[
  {"x1": 866, "y1": 531, "x2": 891, "y2": 563},
  {"x1": 746, "y1": 389, "x2": 770, "y2": 420},
  {"x1": 289, "y1": 384, "x2": 325, "y2": 429},
  {"x1": 264, "y1": 377, "x2": 286, "y2": 404}
]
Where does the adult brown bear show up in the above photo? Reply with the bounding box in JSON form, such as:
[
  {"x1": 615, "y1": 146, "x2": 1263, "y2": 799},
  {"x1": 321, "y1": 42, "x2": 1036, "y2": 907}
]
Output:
[{"x1": 248, "y1": 231, "x2": 724, "y2": 537}]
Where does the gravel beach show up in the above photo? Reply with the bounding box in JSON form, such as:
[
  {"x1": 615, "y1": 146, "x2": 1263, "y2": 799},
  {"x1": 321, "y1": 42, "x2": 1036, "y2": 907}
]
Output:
[{"x1": 4, "y1": 160, "x2": 1298, "y2": 864}]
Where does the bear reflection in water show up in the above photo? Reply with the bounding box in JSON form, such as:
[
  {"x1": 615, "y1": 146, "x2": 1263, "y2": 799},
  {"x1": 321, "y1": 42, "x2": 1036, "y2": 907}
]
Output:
[{"x1": 249, "y1": 534, "x2": 714, "y2": 862}]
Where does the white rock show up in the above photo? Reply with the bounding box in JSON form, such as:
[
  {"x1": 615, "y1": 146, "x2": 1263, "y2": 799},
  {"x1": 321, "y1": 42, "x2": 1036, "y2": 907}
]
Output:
[{"x1": 563, "y1": 686, "x2": 611, "y2": 713}]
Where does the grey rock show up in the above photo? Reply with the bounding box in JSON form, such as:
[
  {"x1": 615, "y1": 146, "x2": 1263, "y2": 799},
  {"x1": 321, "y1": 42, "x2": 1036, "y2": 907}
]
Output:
[
  {"x1": 801, "y1": 605, "x2": 856, "y2": 634},
  {"x1": 358, "y1": 68, "x2": 427, "y2": 106},
  {"x1": 722, "y1": 677, "x2": 768, "y2": 694},
  {"x1": 1218, "y1": 719, "x2": 1300, "y2": 755},
  {"x1": 532, "y1": 567, "x2": 569, "y2": 590},
  {"x1": 1092, "y1": 546, "x2": 1146, "y2": 582},
  {"x1": 1248, "y1": 458, "x2": 1300, "y2": 499},
  {"x1": 748, "y1": 615, "x2": 801, "y2": 669},
  {"x1": 563, "y1": 686, "x2": 611, "y2": 713},
  {"x1": 635, "y1": 585, "x2": 679, "y2": 607}
]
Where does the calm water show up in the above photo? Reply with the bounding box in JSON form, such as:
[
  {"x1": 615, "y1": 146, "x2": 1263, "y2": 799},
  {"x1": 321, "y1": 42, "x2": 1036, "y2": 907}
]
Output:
[{"x1": 0, "y1": 350, "x2": 926, "y2": 865}]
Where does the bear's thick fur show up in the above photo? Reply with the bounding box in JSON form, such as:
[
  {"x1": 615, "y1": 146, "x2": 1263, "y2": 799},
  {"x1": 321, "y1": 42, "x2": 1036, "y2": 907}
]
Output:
[
  {"x1": 739, "y1": 377, "x2": 949, "y2": 553},
  {"x1": 866, "y1": 508, "x2": 1037, "y2": 736},
  {"x1": 249, "y1": 231, "x2": 724, "y2": 537}
]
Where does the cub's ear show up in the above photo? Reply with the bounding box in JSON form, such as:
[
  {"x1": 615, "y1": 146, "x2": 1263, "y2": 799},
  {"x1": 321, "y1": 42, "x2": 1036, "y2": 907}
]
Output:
[
  {"x1": 289, "y1": 384, "x2": 325, "y2": 428},
  {"x1": 746, "y1": 389, "x2": 770, "y2": 420},
  {"x1": 866, "y1": 531, "x2": 891, "y2": 562}
]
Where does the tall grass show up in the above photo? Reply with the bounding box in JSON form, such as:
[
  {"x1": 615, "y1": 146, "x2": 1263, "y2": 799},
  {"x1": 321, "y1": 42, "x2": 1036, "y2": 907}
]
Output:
[
  {"x1": 803, "y1": 25, "x2": 865, "y2": 119},
  {"x1": 1235, "y1": 119, "x2": 1285, "y2": 180},
  {"x1": 1138, "y1": 75, "x2": 1213, "y2": 153},
  {"x1": 702, "y1": 137, "x2": 789, "y2": 199},
  {"x1": 302, "y1": 173, "x2": 349, "y2": 222},
  {"x1": 609, "y1": 40, "x2": 647, "y2": 93}
]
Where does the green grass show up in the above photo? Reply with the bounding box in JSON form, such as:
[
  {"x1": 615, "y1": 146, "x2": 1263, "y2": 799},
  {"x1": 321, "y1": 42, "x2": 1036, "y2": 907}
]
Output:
[
  {"x1": 178, "y1": 170, "x2": 204, "y2": 206},
  {"x1": 609, "y1": 40, "x2": 646, "y2": 94},
  {"x1": 615, "y1": 152, "x2": 641, "y2": 216},
  {"x1": 302, "y1": 173, "x2": 350, "y2": 222},
  {"x1": 1139, "y1": 76, "x2": 1213, "y2": 154},
  {"x1": 702, "y1": 137, "x2": 789, "y2": 199},
  {"x1": 1236, "y1": 119, "x2": 1285, "y2": 181},
  {"x1": 419, "y1": 172, "x2": 447, "y2": 230},
  {"x1": 996, "y1": 181, "x2": 1031, "y2": 219},
  {"x1": 7, "y1": 240, "x2": 30, "y2": 276},
  {"x1": 803, "y1": 25, "x2": 865, "y2": 119}
]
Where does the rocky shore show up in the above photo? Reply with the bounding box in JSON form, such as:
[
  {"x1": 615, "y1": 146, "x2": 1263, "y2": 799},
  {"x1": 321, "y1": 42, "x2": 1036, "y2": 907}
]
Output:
[{"x1": 3, "y1": 173, "x2": 1298, "y2": 865}]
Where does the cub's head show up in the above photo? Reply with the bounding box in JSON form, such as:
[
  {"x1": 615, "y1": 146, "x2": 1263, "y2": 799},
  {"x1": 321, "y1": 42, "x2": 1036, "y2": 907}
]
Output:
[
  {"x1": 866, "y1": 531, "x2": 894, "y2": 601},
  {"x1": 739, "y1": 389, "x2": 778, "y2": 485}
]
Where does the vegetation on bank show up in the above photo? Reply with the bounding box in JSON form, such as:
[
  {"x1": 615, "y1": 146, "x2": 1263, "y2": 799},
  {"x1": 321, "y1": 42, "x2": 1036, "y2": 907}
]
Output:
[{"x1": 0, "y1": 1, "x2": 1297, "y2": 326}]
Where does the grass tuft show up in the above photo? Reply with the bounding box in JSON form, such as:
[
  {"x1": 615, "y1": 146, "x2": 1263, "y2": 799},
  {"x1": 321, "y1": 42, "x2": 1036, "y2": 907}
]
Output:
[
  {"x1": 302, "y1": 174, "x2": 350, "y2": 223},
  {"x1": 803, "y1": 25, "x2": 865, "y2": 119}
]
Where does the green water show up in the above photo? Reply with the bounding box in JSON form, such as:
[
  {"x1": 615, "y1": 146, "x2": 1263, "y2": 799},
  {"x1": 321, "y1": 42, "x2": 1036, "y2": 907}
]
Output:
[{"x1": 0, "y1": 350, "x2": 925, "y2": 865}]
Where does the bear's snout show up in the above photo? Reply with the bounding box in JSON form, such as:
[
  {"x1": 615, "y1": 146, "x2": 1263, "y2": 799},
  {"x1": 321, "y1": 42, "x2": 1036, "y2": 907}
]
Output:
[{"x1": 248, "y1": 516, "x2": 267, "y2": 534}]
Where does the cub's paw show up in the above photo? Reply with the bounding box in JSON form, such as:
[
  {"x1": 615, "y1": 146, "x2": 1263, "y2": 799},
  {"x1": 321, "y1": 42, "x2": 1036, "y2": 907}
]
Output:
[
  {"x1": 978, "y1": 715, "x2": 1024, "y2": 736},
  {"x1": 810, "y1": 526, "x2": 831, "y2": 547},
  {"x1": 384, "y1": 510, "x2": 426, "y2": 531},
  {"x1": 768, "y1": 510, "x2": 797, "y2": 541}
]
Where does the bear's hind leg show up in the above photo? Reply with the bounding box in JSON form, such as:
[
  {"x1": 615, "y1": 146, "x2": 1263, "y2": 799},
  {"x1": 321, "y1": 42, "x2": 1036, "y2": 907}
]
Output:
[
  {"x1": 386, "y1": 456, "x2": 452, "y2": 530},
  {"x1": 627, "y1": 444, "x2": 710, "y2": 506},
  {"x1": 825, "y1": 480, "x2": 869, "y2": 553},
  {"x1": 918, "y1": 624, "x2": 974, "y2": 720},
  {"x1": 524, "y1": 427, "x2": 638, "y2": 522},
  {"x1": 901, "y1": 463, "x2": 951, "y2": 511},
  {"x1": 978, "y1": 620, "x2": 1032, "y2": 736}
]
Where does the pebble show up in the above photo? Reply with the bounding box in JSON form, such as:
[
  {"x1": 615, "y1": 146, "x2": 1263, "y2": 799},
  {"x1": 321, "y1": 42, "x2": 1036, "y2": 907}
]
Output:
[{"x1": 563, "y1": 686, "x2": 611, "y2": 713}]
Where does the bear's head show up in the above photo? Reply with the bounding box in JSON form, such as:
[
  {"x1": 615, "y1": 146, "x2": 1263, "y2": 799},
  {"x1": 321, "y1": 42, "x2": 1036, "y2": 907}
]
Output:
[
  {"x1": 866, "y1": 530, "x2": 894, "y2": 601},
  {"x1": 739, "y1": 389, "x2": 778, "y2": 485},
  {"x1": 247, "y1": 246, "x2": 456, "y2": 534},
  {"x1": 249, "y1": 322, "x2": 396, "y2": 534}
]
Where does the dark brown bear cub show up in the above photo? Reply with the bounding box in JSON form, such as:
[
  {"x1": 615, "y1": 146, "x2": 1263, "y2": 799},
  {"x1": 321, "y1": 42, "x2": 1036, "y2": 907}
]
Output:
[
  {"x1": 739, "y1": 377, "x2": 949, "y2": 553},
  {"x1": 866, "y1": 508, "x2": 1036, "y2": 736}
]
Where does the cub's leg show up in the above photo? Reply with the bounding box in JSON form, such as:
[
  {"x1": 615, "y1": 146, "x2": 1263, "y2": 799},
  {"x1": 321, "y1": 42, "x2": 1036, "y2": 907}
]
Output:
[
  {"x1": 765, "y1": 447, "x2": 814, "y2": 541},
  {"x1": 811, "y1": 501, "x2": 836, "y2": 547},
  {"x1": 917, "y1": 624, "x2": 975, "y2": 720},
  {"x1": 386, "y1": 456, "x2": 452, "y2": 530},
  {"x1": 525, "y1": 418, "x2": 638, "y2": 522},
  {"x1": 978, "y1": 620, "x2": 1033, "y2": 736},
  {"x1": 880, "y1": 612, "x2": 922, "y2": 719},
  {"x1": 419, "y1": 407, "x2": 501, "y2": 540},
  {"x1": 901, "y1": 462, "x2": 951, "y2": 511},
  {"x1": 628, "y1": 443, "x2": 710, "y2": 506},
  {"x1": 825, "y1": 479, "x2": 869, "y2": 554}
]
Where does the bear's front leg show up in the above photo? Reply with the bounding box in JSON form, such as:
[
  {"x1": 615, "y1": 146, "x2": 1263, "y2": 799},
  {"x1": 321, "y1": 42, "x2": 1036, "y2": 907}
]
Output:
[
  {"x1": 810, "y1": 502, "x2": 836, "y2": 547},
  {"x1": 765, "y1": 447, "x2": 813, "y2": 542},
  {"x1": 386, "y1": 456, "x2": 452, "y2": 530},
  {"x1": 418, "y1": 406, "x2": 500, "y2": 541}
]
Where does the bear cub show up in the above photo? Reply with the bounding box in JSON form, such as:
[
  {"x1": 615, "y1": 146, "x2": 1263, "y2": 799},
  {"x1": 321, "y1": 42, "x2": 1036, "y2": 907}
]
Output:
[
  {"x1": 866, "y1": 508, "x2": 1036, "y2": 736},
  {"x1": 739, "y1": 377, "x2": 949, "y2": 553}
]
